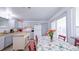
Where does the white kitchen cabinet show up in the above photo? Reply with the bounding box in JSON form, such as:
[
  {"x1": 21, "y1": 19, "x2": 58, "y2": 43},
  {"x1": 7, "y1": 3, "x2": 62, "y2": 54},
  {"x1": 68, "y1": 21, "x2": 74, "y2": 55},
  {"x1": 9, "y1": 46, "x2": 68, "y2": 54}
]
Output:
[
  {"x1": 13, "y1": 36, "x2": 25, "y2": 50},
  {"x1": 0, "y1": 36, "x2": 4, "y2": 50},
  {"x1": 4, "y1": 34, "x2": 13, "y2": 48},
  {"x1": 13, "y1": 33, "x2": 29, "y2": 50}
]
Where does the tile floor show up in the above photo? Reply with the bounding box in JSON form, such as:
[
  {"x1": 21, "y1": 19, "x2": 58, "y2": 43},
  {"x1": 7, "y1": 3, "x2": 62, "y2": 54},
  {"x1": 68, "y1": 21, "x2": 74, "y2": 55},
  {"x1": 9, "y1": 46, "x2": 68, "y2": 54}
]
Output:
[
  {"x1": 3, "y1": 45, "x2": 26, "y2": 51},
  {"x1": 3, "y1": 45, "x2": 79, "y2": 51},
  {"x1": 3, "y1": 45, "x2": 13, "y2": 51}
]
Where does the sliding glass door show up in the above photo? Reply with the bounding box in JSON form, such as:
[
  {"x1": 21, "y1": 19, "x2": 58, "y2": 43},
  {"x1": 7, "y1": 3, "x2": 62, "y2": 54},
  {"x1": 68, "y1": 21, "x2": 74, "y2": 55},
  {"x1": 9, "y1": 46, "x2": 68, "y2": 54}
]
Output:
[{"x1": 57, "y1": 16, "x2": 67, "y2": 38}]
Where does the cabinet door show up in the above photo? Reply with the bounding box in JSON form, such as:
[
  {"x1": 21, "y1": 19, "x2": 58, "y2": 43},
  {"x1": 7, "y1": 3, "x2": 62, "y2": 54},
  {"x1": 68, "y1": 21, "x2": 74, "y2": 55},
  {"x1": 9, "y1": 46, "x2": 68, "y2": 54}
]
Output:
[
  {"x1": 13, "y1": 37, "x2": 25, "y2": 50},
  {"x1": 4, "y1": 35, "x2": 13, "y2": 47},
  {"x1": 0, "y1": 37, "x2": 4, "y2": 50}
]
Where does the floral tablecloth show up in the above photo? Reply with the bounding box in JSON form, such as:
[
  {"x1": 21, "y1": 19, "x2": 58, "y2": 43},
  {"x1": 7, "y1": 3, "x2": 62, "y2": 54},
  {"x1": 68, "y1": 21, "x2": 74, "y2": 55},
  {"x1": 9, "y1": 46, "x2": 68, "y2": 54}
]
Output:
[{"x1": 37, "y1": 36, "x2": 79, "y2": 51}]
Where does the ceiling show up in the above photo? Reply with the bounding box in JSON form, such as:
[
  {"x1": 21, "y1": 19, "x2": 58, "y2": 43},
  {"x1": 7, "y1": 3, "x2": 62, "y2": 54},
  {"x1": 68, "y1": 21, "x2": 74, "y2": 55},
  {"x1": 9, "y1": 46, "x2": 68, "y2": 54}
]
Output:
[{"x1": 0, "y1": 7, "x2": 63, "y2": 21}]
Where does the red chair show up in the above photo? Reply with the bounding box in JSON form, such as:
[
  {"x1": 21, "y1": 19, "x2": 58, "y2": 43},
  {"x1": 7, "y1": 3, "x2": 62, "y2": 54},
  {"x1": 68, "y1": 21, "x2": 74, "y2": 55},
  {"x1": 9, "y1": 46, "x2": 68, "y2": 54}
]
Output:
[
  {"x1": 25, "y1": 40, "x2": 36, "y2": 51},
  {"x1": 75, "y1": 38, "x2": 79, "y2": 46},
  {"x1": 35, "y1": 35, "x2": 38, "y2": 44},
  {"x1": 17, "y1": 29, "x2": 23, "y2": 32},
  {"x1": 58, "y1": 35, "x2": 66, "y2": 41}
]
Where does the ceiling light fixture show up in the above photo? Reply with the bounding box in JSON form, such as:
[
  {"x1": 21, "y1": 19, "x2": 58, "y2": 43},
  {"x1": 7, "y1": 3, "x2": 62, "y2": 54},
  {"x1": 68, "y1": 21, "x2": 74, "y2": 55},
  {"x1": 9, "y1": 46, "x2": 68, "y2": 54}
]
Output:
[{"x1": 27, "y1": 7, "x2": 31, "y2": 9}]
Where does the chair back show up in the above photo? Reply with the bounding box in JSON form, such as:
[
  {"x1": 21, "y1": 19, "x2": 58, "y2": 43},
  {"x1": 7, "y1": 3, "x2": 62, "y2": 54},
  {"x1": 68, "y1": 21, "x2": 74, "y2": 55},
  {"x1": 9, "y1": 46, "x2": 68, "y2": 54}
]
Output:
[
  {"x1": 75, "y1": 38, "x2": 79, "y2": 46},
  {"x1": 58, "y1": 35, "x2": 66, "y2": 41},
  {"x1": 35, "y1": 35, "x2": 38, "y2": 44},
  {"x1": 26, "y1": 40, "x2": 36, "y2": 51}
]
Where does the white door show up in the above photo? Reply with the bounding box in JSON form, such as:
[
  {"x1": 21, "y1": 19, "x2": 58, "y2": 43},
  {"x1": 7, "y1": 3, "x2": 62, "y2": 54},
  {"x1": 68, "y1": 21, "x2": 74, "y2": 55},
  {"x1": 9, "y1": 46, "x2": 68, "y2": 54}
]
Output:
[
  {"x1": 57, "y1": 16, "x2": 67, "y2": 41},
  {"x1": 34, "y1": 24, "x2": 42, "y2": 38}
]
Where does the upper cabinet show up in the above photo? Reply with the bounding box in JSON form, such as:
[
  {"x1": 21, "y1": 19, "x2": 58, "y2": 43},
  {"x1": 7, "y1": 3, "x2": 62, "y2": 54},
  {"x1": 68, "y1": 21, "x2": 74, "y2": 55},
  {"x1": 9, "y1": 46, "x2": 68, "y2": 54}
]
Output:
[
  {"x1": 0, "y1": 17, "x2": 9, "y2": 27},
  {"x1": 0, "y1": 17, "x2": 9, "y2": 32}
]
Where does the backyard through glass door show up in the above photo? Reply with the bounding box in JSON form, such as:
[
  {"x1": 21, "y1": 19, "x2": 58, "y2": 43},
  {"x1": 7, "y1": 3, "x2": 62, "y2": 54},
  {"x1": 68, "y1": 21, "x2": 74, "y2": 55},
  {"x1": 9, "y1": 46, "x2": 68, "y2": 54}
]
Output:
[{"x1": 57, "y1": 16, "x2": 67, "y2": 41}]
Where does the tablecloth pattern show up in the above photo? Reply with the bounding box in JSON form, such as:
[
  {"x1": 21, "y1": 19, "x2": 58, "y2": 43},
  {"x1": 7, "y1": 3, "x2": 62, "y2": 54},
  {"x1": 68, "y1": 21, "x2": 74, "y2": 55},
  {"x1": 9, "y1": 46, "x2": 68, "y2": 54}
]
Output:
[{"x1": 37, "y1": 36, "x2": 79, "y2": 51}]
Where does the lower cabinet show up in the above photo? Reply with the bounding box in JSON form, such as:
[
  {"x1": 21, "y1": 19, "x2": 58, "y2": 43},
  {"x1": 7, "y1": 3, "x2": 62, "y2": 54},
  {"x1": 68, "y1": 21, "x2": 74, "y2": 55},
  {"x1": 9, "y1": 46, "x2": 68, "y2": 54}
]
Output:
[
  {"x1": 0, "y1": 36, "x2": 4, "y2": 50},
  {"x1": 13, "y1": 36, "x2": 25, "y2": 50},
  {"x1": 4, "y1": 35, "x2": 13, "y2": 48},
  {"x1": 13, "y1": 34, "x2": 29, "y2": 50},
  {"x1": 0, "y1": 34, "x2": 13, "y2": 50}
]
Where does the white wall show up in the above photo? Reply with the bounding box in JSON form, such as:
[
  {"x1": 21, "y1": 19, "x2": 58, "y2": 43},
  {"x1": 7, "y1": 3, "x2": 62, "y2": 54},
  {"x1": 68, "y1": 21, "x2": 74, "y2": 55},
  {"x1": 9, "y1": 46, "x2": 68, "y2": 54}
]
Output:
[
  {"x1": 66, "y1": 8, "x2": 76, "y2": 45},
  {"x1": 76, "y1": 8, "x2": 79, "y2": 26},
  {"x1": 76, "y1": 26, "x2": 79, "y2": 37},
  {"x1": 41, "y1": 23, "x2": 48, "y2": 36},
  {"x1": 76, "y1": 8, "x2": 79, "y2": 37}
]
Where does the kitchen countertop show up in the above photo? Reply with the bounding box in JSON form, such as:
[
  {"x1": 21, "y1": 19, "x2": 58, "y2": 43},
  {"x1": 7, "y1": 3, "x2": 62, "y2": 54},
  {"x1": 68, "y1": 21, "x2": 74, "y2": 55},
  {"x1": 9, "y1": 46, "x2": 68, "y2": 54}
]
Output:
[
  {"x1": 0, "y1": 32, "x2": 28, "y2": 37},
  {"x1": 12, "y1": 32, "x2": 29, "y2": 38}
]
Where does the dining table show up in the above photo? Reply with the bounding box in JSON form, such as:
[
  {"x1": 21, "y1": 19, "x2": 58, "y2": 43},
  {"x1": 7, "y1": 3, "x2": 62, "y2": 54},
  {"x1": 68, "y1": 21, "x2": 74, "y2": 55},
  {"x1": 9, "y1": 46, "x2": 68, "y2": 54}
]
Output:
[{"x1": 37, "y1": 36, "x2": 79, "y2": 51}]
